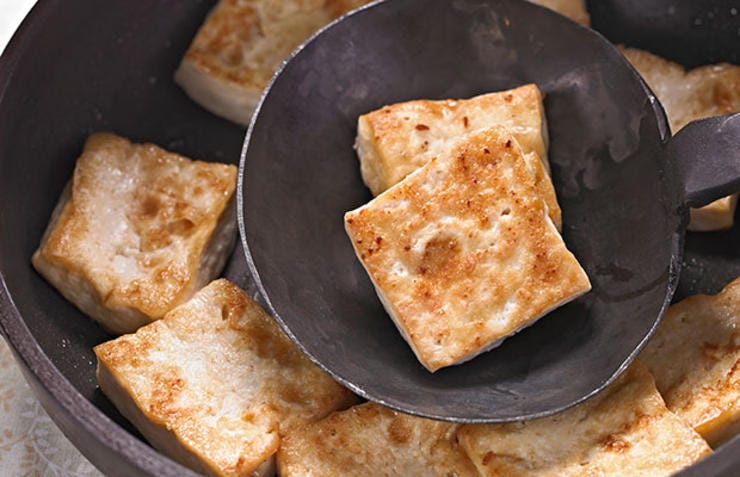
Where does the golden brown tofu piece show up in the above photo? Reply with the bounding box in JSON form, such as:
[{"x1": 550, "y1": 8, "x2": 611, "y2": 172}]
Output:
[
  {"x1": 355, "y1": 84, "x2": 562, "y2": 230},
  {"x1": 277, "y1": 402, "x2": 479, "y2": 477},
  {"x1": 620, "y1": 46, "x2": 740, "y2": 231},
  {"x1": 458, "y1": 363, "x2": 711, "y2": 477},
  {"x1": 95, "y1": 279, "x2": 356, "y2": 477},
  {"x1": 641, "y1": 277, "x2": 740, "y2": 447},
  {"x1": 175, "y1": 0, "x2": 372, "y2": 125},
  {"x1": 345, "y1": 127, "x2": 590, "y2": 371},
  {"x1": 32, "y1": 133, "x2": 237, "y2": 335},
  {"x1": 531, "y1": 0, "x2": 590, "y2": 25}
]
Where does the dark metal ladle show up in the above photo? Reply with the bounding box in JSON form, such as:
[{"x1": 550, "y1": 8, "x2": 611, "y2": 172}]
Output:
[{"x1": 238, "y1": 0, "x2": 740, "y2": 422}]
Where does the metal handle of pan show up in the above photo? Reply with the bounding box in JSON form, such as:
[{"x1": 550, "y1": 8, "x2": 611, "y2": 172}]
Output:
[{"x1": 669, "y1": 113, "x2": 740, "y2": 209}]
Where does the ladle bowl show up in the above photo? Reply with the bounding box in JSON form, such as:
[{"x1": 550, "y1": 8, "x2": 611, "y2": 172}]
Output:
[{"x1": 239, "y1": 0, "x2": 740, "y2": 422}]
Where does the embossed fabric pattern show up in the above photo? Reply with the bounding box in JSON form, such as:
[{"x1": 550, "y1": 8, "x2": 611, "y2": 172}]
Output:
[{"x1": 0, "y1": 340, "x2": 101, "y2": 476}]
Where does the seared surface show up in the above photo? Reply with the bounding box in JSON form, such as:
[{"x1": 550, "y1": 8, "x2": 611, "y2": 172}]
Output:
[
  {"x1": 32, "y1": 132, "x2": 237, "y2": 334},
  {"x1": 95, "y1": 279, "x2": 355, "y2": 477},
  {"x1": 641, "y1": 277, "x2": 740, "y2": 447},
  {"x1": 531, "y1": 0, "x2": 590, "y2": 25},
  {"x1": 355, "y1": 84, "x2": 561, "y2": 230},
  {"x1": 459, "y1": 363, "x2": 711, "y2": 477},
  {"x1": 175, "y1": 0, "x2": 372, "y2": 125},
  {"x1": 346, "y1": 127, "x2": 590, "y2": 371},
  {"x1": 278, "y1": 402, "x2": 479, "y2": 477}
]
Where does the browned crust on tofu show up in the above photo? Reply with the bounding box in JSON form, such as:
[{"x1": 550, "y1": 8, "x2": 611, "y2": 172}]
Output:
[
  {"x1": 640, "y1": 277, "x2": 740, "y2": 447},
  {"x1": 345, "y1": 127, "x2": 590, "y2": 371},
  {"x1": 620, "y1": 47, "x2": 740, "y2": 132},
  {"x1": 94, "y1": 279, "x2": 356, "y2": 477},
  {"x1": 458, "y1": 363, "x2": 711, "y2": 477},
  {"x1": 277, "y1": 402, "x2": 479, "y2": 477},
  {"x1": 176, "y1": 0, "x2": 372, "y2": 124},
  {"x1": 531, "y1": 0, "x2": 590, "y2": 25},
  {"x1": 180, "y1": 0, "x2": 370, "y2": 87},
  {"x1": 356, "y1": 84, "x2": 562, "y2": 230},
  {"x1": 32, "y1": 133, "x2": 237, "y2": 334},
  {"x1": 180, "y1": 1, "x2": 266, "y2": 92}
]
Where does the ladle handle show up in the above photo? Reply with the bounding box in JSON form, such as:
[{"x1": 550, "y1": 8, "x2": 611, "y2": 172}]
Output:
[{"x1": 669, "y1": 113, "x2": 740, "y2": 208}]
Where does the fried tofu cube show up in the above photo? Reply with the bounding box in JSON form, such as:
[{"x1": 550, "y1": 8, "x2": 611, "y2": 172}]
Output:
[
  {"x1": 458, "y1": 363, "x2": 711, "y2": 477},
  {"x1": 640, "y1": 277, "x2": 740, "y2": 447},
  {"x1": 530, "y1": 0, "x2": 590, "y2": 25},
  {"x1": 94, "y1": 279, "x2": 356, "y2": 477},
  {"x1": 345, "y1": 127, "x2": 591, "y2": 372},
  {"x1": 620, "y1": 47, "x2": 740, "y2": 133},
  {"x1": 620, "y1": 47, "x2": 740, "y2": 231},
  {"x1": 32, "y1": 133, "x2": 237, "y2": 335},
  {"x1": 175, "y1": 0, "x2": 372, "y2": 126},
  {"x1": 356, "y1": 84, "x2": 562, "y2": 230},
  {"x1": 277, "y1": 402, "x2": 479, "y2": 477}
]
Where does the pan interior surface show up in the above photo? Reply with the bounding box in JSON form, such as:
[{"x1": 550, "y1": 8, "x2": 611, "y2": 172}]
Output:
[
  {"x1": 0, "y1": 0, "x2": 736, "y2": 475},
  {"x1": 240, "y1": 0, "x2": 682, "y2": 421}
]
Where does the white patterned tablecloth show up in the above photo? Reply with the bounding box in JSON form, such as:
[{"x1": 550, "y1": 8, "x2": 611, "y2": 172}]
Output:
[
  {"x1": 0, "y1": 340, "x2": 101, "y2": 477},
  {"x1": 1, "y1": 1, "x2": 103, "y2": 475}
]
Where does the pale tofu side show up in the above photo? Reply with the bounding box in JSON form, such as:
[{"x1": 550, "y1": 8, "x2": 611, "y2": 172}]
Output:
[
  {"x1": 277, "y1": 402, "x2": 480, "y2": 477},
  {"x1": 458, "y1": 363, "x2": 711, "y2": 477},
  {"x1": 688, "y1": 195, "x2": 738, "y2": 232},
  {"x1": 32, "y1": 133, "x2": 237, "y2": 335},
  {"x1": 530, "y1": 0, "x2": 590, "y2": 25},
  {"x1": 620, "y1": 46, "x2": 740, "y2": 231},
  {"x1": 345, "y1": 127, "x2": 591, "y2": 372},
  {"x1": 355, "y1": 84, "x2": 562, "y2": 230},
  {"x1": 94, "y1": 279, "x2": 356, "y2": 477},
  {"x1": 640, "y1": 277, "x2": 740, "y2": 448},
  {"x1": 175, "y1": 0, "x2": 372, "y2": 125}
]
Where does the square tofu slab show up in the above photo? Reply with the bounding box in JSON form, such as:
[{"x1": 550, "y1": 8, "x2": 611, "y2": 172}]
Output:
[
  {"x1": 94, "y1": 279, "x2": 356, "y2": 477},
  {"x1": 531, "y1": 0, "x2": 590, "y2": 25},
  {"x1": 356, "y1": 84, "x2": 562, "y2": 230},
  {"x1": 345, "y1": 127, "x2": 591, "y2": 372},
  {"x1": 32, "y1": 133, "x2": 237, "y2": 335},
  {"x1": 620, "y1": 46, "x2": 740, "y2": 231},
  {"x1": 277, "y1": 402, "x2": 479, "y2": 477},
  {"x1": 640, "y1": 277, "x2": 740, "y2": 447},
  {"x1": 175, "y1": 0, "x2": 372, "y2": 126},
  {"x1": 458, "y1": 363, "x2": 711, "y2": 477}
]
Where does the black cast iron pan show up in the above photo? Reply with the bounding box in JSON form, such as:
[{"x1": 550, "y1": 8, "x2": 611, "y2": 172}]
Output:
[{"x1": 0, "y1": 0, "x2": 738, "y2": 476}]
